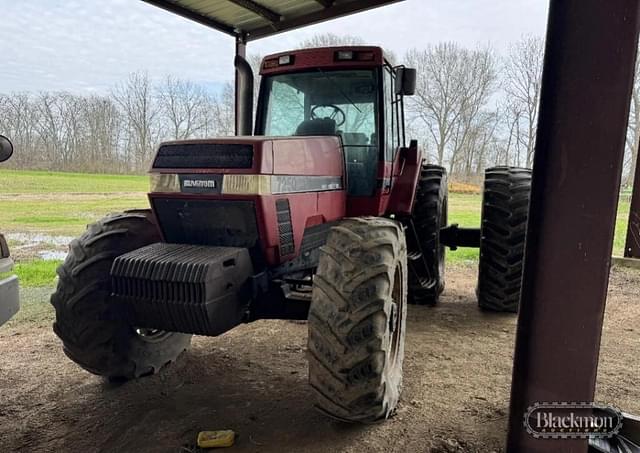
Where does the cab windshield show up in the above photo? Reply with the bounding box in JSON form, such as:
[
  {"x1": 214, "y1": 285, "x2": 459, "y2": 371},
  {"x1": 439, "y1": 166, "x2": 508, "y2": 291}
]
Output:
[{"x1": 257, "y1": 69, "x2": 379, "y2": 196}]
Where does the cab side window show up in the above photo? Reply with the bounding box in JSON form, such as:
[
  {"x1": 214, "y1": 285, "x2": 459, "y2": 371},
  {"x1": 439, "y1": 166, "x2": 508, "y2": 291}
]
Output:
[{"x1": 383, "y1": 67, "x2": 399, "y2": 161}]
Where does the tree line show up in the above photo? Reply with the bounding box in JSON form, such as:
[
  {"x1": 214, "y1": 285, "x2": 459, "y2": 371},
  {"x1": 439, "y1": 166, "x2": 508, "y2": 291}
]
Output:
[
  {"x1": 0, "y1": 74, "x2": 234, "y2": 173},
  {"x1": 0, "y1": 33, "x2": 638, "y2": 184}
]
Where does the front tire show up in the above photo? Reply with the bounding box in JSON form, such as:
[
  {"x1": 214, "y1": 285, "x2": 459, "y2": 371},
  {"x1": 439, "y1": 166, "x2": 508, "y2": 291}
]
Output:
[
  {"x1": 51, "y1": 210, "x2": 191, "y2": 379},
  {"x1": 308, "y1": 217, "x2": 407, "y2": 422},
  {"x1": 477, "y1": 167, "x2": 532, "y2": 313}
]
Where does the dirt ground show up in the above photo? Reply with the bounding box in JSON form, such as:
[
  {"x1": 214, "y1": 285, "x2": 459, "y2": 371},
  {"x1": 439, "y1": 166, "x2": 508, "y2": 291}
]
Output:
[{"x1": 0, "y1": 264, "x2": 638, "y2": 453}]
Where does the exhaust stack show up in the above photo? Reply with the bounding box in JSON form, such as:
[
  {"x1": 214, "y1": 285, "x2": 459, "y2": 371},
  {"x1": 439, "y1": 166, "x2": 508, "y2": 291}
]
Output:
[{"x1": 234, "y1": 55, "x2": 254, "y2": 136}]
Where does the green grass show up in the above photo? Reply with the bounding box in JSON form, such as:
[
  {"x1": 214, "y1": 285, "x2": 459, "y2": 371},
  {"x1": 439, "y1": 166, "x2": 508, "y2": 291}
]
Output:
[
  {"x1": 0, "y1": 170, "x2": 633, "y2": 288},
  {"x1": 0, "y1": 195, "x2": 147, "y2": 235},
  {"x1": 0, "y1": 169, "x2": 148, "y2": 193},
  {"x1": 614, "y1": 199, "x2": 631, "y2": 256},
  {"x1": 444, "y1": 193, "x2": 632, "y2": 264},
  {"x1": 1, "y1": 260, "x2": 63, "y2": 287},
  {"x1": 447, "y1": 193, "x2": 481, "y2": 263},
  {"x1": 0, "y1": 170, "x2": 149, "y2": 235},
  {"x1": 15, "y1": 260, "x2": 62, "y2": 286}
]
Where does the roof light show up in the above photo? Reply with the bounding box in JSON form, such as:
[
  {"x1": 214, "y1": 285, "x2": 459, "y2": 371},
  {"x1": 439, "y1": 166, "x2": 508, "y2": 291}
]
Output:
[
  {"x1": 356, "y1": 51, "x2": 375, "y2": 61},
  {"x1": 278, "y1": 55, "x2": 292, "y2": 65},
  {"x1": 263, "y1": 59, "x2": 279, "y2": 69},
  {"x1": 336, "y1": 50, "x2": 354, "y2": 61}
]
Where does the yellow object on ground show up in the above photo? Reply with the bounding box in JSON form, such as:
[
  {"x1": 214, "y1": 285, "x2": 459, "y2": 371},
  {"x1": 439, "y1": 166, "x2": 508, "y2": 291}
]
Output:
[{"x1": 197, "y1": 430, "x2": 236, "y2": 448}]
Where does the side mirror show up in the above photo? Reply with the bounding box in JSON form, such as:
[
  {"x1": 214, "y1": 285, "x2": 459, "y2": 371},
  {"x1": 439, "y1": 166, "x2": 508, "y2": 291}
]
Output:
[
  {"x1": 0, "y1": 135, "x2": 13, "y2": 163},
  {"x1": 395, "y1": 67, "x2": 417, "y2": 96}
]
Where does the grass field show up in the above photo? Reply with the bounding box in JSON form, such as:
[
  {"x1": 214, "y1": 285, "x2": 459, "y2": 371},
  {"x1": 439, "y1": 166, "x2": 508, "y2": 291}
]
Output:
[
  {"x1": 0, "y1": 169, "x2": 632, "y2": 288},
  {"x1": 0, "y1": 169, "x2": 148, "y2": 193}
]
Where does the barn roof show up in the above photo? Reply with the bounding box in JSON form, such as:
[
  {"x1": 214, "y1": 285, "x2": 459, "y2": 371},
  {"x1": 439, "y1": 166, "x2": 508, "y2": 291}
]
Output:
[{"x1": 142, "y1": 0, "x2": 404, "y2": 41}]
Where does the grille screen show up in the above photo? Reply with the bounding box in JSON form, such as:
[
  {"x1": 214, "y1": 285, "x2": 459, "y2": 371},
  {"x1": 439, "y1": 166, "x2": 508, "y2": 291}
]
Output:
[
  {"x1": 275, "y1": 199, "x2": 294, "y2": 256},
  {"x1": 153, "y1": 199, "x2": 259, "y2": 248},
  {"x1": 153, "y1": 143, "x2": 253, "y2": 169}
]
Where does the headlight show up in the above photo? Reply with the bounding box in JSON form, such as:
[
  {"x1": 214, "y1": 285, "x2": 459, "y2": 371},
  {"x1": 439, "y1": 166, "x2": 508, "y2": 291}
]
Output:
[
  {"x1": 223, "y1": 175, "x2": 271, "y2": 195},
  {"x1": 150, "y1": 173, "x2": 179, "y2": 192}
]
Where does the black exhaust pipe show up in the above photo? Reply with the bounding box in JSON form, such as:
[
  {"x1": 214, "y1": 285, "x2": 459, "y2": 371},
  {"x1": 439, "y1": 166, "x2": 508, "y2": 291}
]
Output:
[{"x1": 234, "y1": 55, "x2": 254, "y2": 136}]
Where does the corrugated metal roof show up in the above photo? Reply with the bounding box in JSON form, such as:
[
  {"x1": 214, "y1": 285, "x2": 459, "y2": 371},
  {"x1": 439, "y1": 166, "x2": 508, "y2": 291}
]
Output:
[{"x1": 142, "y1": 0, "x2": 404, "y2": 41}]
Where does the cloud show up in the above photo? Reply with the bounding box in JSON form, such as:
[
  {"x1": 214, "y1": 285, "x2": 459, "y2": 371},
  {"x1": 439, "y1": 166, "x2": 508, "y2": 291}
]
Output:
[{"x1": 0, "y1": 0, "x2": 548, "y2": 94}]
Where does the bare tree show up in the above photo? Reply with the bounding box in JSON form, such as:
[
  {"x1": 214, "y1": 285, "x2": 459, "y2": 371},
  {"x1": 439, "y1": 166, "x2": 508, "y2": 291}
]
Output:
[
  {"x1": 503, "y1": 35, "x2": 544, "y2": 168},
  {"x1": 450, "y1": 49, "x2": 498, "y2": 174},
  {"x1": 297, "y1": 33, "x2": 364, "y2": 48},
  {"x1": 81, "y1": 96, "x2": 122, "y2": 172},
  {"x1": 623, "y1": 54, "x2": 640, "y2": 187},
  {"x1": 406, "y1": 43, "x2": 498, "y2": 169},
  {"x1": 112, "y1": 72, "x2": 161, "y2": 170},
  {"x1": 495, "y1": 97, "x2": 524, "y2": 167},
  {"x1": 159, "y1": 76, "x2": 209, "y2": 140},
  {"x1": 36, "y1": 93, "x2": 69, "y2": 168},
  {"x1": 215, "y1": 83, "x2": 235, "y2": 136},
  {"x1": 0, "y1": 93, "x2": 41, "y2": 168}
]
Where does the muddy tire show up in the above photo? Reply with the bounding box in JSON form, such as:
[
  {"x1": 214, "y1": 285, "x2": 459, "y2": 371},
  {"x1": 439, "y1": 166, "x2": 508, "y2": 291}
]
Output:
[
  {"x1": 51, "y1": 210, "x2": 191, "y2": 379},
  {"x1": 409, "y1": 165, "x2": 448, "y2": 305},
  {"x1": 477, "y1": 167, "x2": 532, "y2": 313},
  {"x1": 308, "y1": 217, "x2": 407, "y2": 422}
]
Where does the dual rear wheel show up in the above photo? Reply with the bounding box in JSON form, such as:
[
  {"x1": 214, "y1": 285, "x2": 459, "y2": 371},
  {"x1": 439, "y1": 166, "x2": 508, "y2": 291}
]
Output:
[
  {"x1": 477, "y1": 167, "x2": 532, "y2": 312},
  {"x1": 407, "y1": 164, "x2": 532, "y2": 313}
]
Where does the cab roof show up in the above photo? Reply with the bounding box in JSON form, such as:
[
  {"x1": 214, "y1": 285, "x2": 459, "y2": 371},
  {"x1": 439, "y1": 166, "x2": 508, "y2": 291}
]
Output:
[
  {"x1": 260, "y1": 46, "x2": 385, "y2": 75},
  {"x1": 142, "y1": 0, "x2": 404, "y2": 41}
]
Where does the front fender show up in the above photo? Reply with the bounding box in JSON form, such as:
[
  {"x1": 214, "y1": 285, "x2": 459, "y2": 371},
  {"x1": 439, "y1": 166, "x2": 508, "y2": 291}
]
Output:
[{"x1": 387, "y1": 140, "x2": 423, "y2": 215}]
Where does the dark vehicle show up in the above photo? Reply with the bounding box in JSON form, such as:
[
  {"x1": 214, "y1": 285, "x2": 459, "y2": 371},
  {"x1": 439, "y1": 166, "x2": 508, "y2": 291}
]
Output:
[{"x1": 51, "y1": 46, "x2": 530, "y2": 422}]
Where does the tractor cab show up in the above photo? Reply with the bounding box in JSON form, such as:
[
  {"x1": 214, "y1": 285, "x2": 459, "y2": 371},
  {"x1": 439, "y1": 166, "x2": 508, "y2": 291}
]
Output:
[{"x1": 254, "y1": 46, "x2": 416, "y2": 204}]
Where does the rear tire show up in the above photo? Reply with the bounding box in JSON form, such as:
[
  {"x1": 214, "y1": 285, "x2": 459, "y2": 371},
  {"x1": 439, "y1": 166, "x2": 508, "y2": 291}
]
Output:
[
  {"x1": 477, "y1": 167, "x2": 532, "y2": 313},
  {"x1": 409, "y1": 164, "x2": 448, "y2": 305},
  {"x1": 308, "y1": 217, "x2": 407, "y2": 422},
  {"x1": 51, "y1": 210, "x2": 192, "y2": 379}
]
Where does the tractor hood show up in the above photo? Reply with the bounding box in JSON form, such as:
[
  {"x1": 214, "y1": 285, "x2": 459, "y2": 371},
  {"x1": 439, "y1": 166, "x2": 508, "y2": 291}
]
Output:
[
  {"x1": 147, "y1": 136, "x2": 347, "y2": 268},
  {"x1": 150, "y1": 136, "x2": 343, "y2": 195}
]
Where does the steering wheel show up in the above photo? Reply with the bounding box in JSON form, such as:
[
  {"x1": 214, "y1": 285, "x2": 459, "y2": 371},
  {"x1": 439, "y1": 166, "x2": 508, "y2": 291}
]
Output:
[{"x1": 310, "y1": 104, "x2": 346, "y2": 127}]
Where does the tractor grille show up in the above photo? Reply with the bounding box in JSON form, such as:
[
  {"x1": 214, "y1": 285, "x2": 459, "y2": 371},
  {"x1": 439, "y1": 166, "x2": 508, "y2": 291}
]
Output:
[
  {"x1": 275, "y1": 199, "x2": 294, "y2": 256},
  {"x1": 111, "y1": 243, "x2": 253, "y2": 335},
  {"x1": 152, "y1": 143, "x2": 253, "y2": 169},
  {"x1": 152, "y1": 199, "x2": 259, "y2": 248}
]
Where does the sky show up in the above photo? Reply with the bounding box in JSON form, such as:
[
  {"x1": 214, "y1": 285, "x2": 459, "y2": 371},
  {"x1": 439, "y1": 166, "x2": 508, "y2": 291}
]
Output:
[{"x1": 0, "y1": 0, "x2": 549, "y2": 95}]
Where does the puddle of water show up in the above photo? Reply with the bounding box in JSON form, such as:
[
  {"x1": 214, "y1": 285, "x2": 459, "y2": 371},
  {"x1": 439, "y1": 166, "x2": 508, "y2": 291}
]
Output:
[
  {"x1": 6, "y1": 233, "x2": 72, "y2": 262},
  {"x1": 39, "y1": 250, "x2": 68, "y2": 261},
  {"x1": 7, "y1": 233, "x2": 74, "y2": 247}
]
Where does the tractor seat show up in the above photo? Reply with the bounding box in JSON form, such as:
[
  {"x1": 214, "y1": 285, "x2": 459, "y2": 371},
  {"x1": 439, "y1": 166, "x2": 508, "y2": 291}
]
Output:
[
  {"x1": 295, "y1": 118, "x2": 337, "y2": 136},
  {"x1": 342, "y1": 132, "x2": 369, "y2": 146}
]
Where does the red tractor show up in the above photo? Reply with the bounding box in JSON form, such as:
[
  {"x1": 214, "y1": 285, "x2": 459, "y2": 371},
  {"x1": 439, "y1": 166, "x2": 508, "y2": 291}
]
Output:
[{"x1": 51, "y1": 46, "x2": 530, "y2": 422}]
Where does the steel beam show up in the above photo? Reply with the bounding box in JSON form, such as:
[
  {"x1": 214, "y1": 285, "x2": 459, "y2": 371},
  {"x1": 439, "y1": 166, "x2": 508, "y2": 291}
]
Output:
[
  {"x1": 141, "y1": 0, "x2": 236, "y2": 36},
  {"x1": 313, "y1": 0, "x2": 335, "y2": 8},
  {"x1": 506, "y1": 1, "x2": 640, "y2": 452},
  {"x1": 624, "y1": 151, "x2": 640, "y2": 258},
  {"x1": 247, "y1": 0, "x2": 403, "y2": 40},
  {"x1": 143, "y1": 0, "x2": 404, "y2": 41},
  {"x1": 227, "y1": 0, "x2": 282, "y2": 25},
  {"x1": 234, "y1": 36, "x2": 247, "y2": 136}
]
